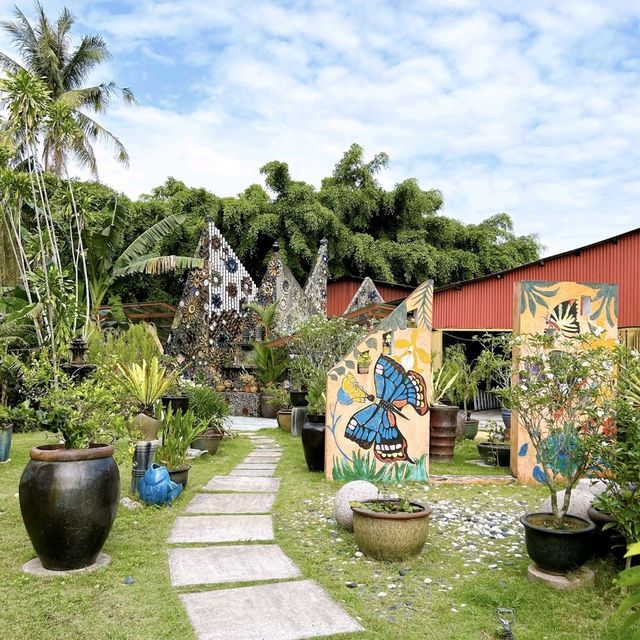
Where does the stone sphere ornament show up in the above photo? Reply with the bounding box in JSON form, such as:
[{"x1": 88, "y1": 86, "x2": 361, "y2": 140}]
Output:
[{"x1": 333, "y1": 480, "x2": 379, "y2": 532}]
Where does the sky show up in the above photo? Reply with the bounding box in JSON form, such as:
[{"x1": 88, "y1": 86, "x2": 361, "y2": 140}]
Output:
[{"x1": 1, "y1": 0, "x2": 640, "y2": 257}]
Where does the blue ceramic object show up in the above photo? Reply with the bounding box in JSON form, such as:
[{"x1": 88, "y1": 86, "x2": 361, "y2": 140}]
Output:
[
  {"x1": 0, "y1": 426, "x2": 12, "y2": 462},
  {"x1": 138, "y1": 464, "x2": 182, "y2": 505}
]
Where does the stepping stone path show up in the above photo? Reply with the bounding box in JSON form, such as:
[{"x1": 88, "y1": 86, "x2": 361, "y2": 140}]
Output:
[{"x1": 167, "y1": 433, "x2": 363, "y2": 640}]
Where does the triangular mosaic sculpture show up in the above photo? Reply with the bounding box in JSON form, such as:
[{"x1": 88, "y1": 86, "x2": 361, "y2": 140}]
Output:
[
  {"x1": 344, "y1": 277, "x2": 384, "y2": 314},
  {"x1": 167, "y1": 220, "x2": 257, "y2": 374},
  {"x1": 257, "y1": 240, "x2": 328, "y2": 336}
]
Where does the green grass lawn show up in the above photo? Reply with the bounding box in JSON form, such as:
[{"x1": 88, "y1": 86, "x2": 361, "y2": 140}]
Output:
[
  {"x1": 430, "y1": 437, "x2": 512, "y2": 477},
  {"x1": 0, "y1": 431, "x2": 251, "y2": 640},
  {"x1": 0, "y1": 430, "x2": 627, "y2": 640}
]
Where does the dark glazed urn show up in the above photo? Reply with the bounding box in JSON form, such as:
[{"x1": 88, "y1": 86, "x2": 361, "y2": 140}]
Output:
[
  {"x1": 289, "y1": 390, "x2": 309, "y2": 408},
  {"x1": 301, "y1": 414, "x2": 325, "y2": 472},
  {"x1": 161, "y1": 395, "x2": 190, "y2": 414},
  {"x1": 168, "y1": 465, "x2": 190, "y2": 488},
  {"x1": 520, "y1": 512, "x2": 595, "y2": 574},
  {"x1": 19, "y1": 444, "x2": 120, "y2": 570}
]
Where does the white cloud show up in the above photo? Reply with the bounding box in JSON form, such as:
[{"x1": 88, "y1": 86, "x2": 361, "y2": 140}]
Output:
[{"x1": 3, "y1": 0, "x2": 640, "y2": 259}]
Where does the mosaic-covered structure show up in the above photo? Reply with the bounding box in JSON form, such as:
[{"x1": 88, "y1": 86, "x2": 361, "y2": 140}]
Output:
[
  {"x1": 167, "y1": 220, "x2": 258, "y2": 377},
  {"x1": 257, "y1": 239, "x2": 328, "y2": 336},
  {"x1": 344, "y1": 277, "x2": 384, "y2": 314}
]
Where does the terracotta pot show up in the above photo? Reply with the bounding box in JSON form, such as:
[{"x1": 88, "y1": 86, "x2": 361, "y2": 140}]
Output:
[
  {"x1": 351, "y1": 499, "x2": 432, "y2": 561},
  {"x1": 429, "y1": 405, "x2": 459, "y2": 462},
  {"x1": 277, "y1": 410, "x2": 292, "y2": 432},
  {"x1": 133, "y1": 413, "x2": 161, "y2": 441},
  {"x1": 191, "y1": 432, "x2": 222, "y2": 455},
  {"x1": 19, "y1": 444, "x2": 120, "y2": 570},
  {"x1": 521, "y1": 512, "x2": 595, "y2": 574},
  {"x1": 260, "y1": 395, "x2": 279, "y2": 419}
]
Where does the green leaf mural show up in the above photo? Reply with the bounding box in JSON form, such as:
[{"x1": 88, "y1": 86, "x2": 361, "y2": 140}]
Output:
[
  {"x1": 520, "y1": 281, "x2": 560, "y2": 317},
  {"x1": 366, "y1": 337, "x2": 379, "y2": 349},
  {"x1": 588, "y1": 283, "x2": 618, "y2": 328},
  {"x1": 331, "y1": 451, "x2": 428, "y2": 483},
  {"x1": 413, "y1": 281, "x2": 434, "y2": 329}
]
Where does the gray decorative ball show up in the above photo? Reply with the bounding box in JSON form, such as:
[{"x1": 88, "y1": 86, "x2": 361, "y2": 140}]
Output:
[
  {"x1": 540, "y1": 489, "x2": 595, "y2": 521},
  {"x1": 334, "y1": 480, "x2": 379, "y2": 532}
]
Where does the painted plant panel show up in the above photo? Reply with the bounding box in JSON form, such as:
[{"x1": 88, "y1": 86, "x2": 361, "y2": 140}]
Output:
[
  {"x1": 512, "y1": 280, "x2": 618, "y2": 484},
  {"x1": 325, "y1": 280, "x2": 433, "y2": 482}
]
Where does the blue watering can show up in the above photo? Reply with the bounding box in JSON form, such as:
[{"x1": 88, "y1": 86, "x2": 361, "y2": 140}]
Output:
[{"x1": 138, "y1": 464, "x2": 182, "y2": 505}]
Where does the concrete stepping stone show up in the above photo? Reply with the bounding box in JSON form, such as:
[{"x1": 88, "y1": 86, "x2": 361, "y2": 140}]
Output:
[
  {"x1": 168, "y1": 515, "x2": 273, "y2": 544},
  {"x1": 242, "y1": 458, "x2": 281, "y2": 466},
  {"x1": 180, "y1": 579, "x2": 363, "y2": 640},
  {"x1": 255, "y1": 446, "x2": 281, "y2": 451},
  {"x1": 169, "y1": 544, "x2": 301, "y2": 587},
  {"x1": 184, "y1": 492, "x2": 276, "y2": 514},
  {"x1": 203, "y1": 476, "x2": 280, "y2": 492},
  {"x1": 229, "y1": 468, "x2": 276, "y2": 477},
  {"x1": 235, "y1": 463, "x2": 277, "y2": 470},
  {"x1": 246, "y1": 451, "x2": 281, "y2": 458}
]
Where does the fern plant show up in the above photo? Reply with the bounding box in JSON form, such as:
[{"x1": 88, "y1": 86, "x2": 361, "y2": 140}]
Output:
[{"x1": 117, "y1": 357, "x2": 177, "y2": 415}]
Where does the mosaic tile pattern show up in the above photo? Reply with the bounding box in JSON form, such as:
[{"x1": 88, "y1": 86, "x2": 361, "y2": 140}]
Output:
[{"x1": 344, "y1": 277, "x2": 384, "y2": 314}]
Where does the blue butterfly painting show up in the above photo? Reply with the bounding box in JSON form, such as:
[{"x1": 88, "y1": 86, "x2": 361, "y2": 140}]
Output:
[{"x1": 338, "y1": 354, "x2": 428, "y2": 463}]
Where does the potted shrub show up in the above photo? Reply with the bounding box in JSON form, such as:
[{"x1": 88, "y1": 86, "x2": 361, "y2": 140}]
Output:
[
  {"x1": 477, "y1": 420, "x2": 511, "y2": 467},
  {"x1": 259, "y1": 382, "x2": 283, "y2": 420},
  {"x1": 19, "y1": 376, "x2": 127, "y2": 570},
  {"x1": 429, "y1": 364, "x2": 459, "y2": 462},
  {"x1": 188, "y1": 385, "x2": 232, "y2": 455},
  {"x1": 501, "y1": 333, "x2": 618, "y2": 575},
  {"x1": 301, "y1": 371, "x2": 326, "y2": 472},
  {"x1": 357, "y1": 350, "x2": 371, "y2": 374},
  {"x1": 271, "y1": 385, "x2": 292, "y2": 432},
  {"x1": 118, "y1": 357, "x2": 178, "y2": 440},
  {"x1": 156, "y1": 406, "x2": 206, "y2": 488},
  {"x1": 446, "y1": 343, "x2": 481, "y2": 440},
  {"x1": 350, "y1": 497, "x2": 433, "y2": 561},
  {"x1": 589, "y1": 347, "x2": 640, "y2": 560},
  {"x1": 238, "y1": 372, "x2": 258, "y2": 393}
]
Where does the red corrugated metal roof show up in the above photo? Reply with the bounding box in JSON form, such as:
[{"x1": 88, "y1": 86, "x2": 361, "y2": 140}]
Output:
[
  {"x1": 327, "y1": 278, "x2": 412, "y2": 317},
  {"x1": 433, "y1": 226, "x2": 640, "y2": 329}
]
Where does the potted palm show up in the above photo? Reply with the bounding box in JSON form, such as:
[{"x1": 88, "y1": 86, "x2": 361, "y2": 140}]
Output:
[
  {"x1": 157, "y1": 406, "x2": 207, "y2": 487},
  {"x1": 429, "y1": 364, "x2": 459, "y2": 461},
  {"x1": 502, "y1": 333, "x2": 617, "y2": 575},
  {"x1": 188, "y1": 385, "x2": 232, "y2": 455},
  {"x1": 350, "y1": 496, "x2": 433, "y2": 561},
  {"x1": 19, "y1": 376, "x2": 127, "y2": 570},
  {"x1": 118, "y1": 357, "x2": 178, "y2": 440}
]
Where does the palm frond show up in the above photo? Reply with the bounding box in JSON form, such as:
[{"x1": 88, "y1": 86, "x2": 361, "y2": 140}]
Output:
[{"x1": 116, "y1": 255, "x2": 204, "y2": 277}]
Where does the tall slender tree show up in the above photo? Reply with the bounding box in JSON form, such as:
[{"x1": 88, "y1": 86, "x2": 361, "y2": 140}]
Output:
[{"x1": 0, "y1": 2, "x2": 135, "y2": 177}]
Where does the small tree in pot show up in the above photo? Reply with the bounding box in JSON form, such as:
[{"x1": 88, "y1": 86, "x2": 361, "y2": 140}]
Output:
[
  {"x1": 428, "y1": 364, "x2": 459, "y2": 462},
  {"x1": 501, "y1": 333, "x2": 618, "y2": 574},
  {"x1": 446, "y1": 344, "x2": 482, "y2": 440}
]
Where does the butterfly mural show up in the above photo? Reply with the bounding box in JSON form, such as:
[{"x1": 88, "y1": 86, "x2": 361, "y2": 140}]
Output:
[
  {"x1": 338, "y1": 355, "x2": 428, "y2": 463},
  {"x1": 545, "y1": 299, "x2": 580, "y2": 337}
]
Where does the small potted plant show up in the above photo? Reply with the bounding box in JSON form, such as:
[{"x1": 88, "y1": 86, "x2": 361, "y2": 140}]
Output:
[
  {"x1": 118, "y1": 357, "x2": 178, "y2": 440},
  {"x1": 350, "y1": 496, "x2": 433, "y2": 561},
  {"x1": 429, "y1": 364, "x2": 459, "y2": 461},
  {"x1": 161, "y1": 374, "x2": 192, "y2": 414},
  {"x1": 187, "y1": 385, "x2": 232, "y2": 455},
  {"x1": 272, "y1": 385, "x2": 292, "y2": 432},
  {"x1": 157, "y1": 406, "x2": 207, "y2": 488},
  {"x1": 477, "y1": 420, "x2": 511, "y2": 467},
  {"x1": 259, "y1": 382, "x2": 281, "y2": 419},
  {"x1": 357, "y1": 350, "x2": 371, "y2": 374},
  {"x1": 502, "y1": 333, "x2": 617, "y2": 575},
  {"x1": 239, "y1": 372, "x2": 258, "y2": 393}
]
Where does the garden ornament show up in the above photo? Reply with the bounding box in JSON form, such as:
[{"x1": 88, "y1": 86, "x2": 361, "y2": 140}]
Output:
[
  {"x1": 138, "y1": 464, "x2": 182, "y2": 505},
  {"x1": 496, "y1": 607, "x2": 516, "y2": 639}
]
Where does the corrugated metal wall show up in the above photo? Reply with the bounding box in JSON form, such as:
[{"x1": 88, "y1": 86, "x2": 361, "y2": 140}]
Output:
[
  {"x1": 327, "y1": 280, "x2": 412, "y2": 317},
  {"x1": 433, "y1": 231, "x2": 640, "y2": 329}
]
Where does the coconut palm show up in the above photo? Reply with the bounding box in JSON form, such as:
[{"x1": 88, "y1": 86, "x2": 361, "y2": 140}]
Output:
[{"x1": 0, "y1": 2, "x2": 135, "y2": 177}]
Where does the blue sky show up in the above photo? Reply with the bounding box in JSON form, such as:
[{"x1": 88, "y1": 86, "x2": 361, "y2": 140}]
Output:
[{"x1": 2, "y1": 0, "x2": 640, "y2": 256}]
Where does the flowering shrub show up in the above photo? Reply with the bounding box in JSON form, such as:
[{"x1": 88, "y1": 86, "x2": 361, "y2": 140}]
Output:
[{"x1": 500, "y1": 333, "x2": 618, "y2": 528}]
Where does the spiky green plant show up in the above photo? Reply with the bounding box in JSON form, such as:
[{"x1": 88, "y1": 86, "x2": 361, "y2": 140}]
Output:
[
  {"x1": 157, "y1": 407, "x2": 206, "y2": 470},
  {"x1": 332, "y1": 451, "x2": 428, "y2": 483},
  {"x1": 117, "y1": 357, "x2": 177, "y2": 415}
]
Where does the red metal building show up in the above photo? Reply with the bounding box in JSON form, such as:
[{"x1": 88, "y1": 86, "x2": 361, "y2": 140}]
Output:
[
  {"x1": 433, "y1": 227, "x2": 640, "y2": 331},
  {"x1": 327, "y1": 277, "x2": 413, "y2": 317}
]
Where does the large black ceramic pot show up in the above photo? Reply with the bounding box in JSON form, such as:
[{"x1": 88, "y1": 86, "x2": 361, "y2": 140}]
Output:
[
  {"x1": 520, "y1": 512, "x2": 595, "y2": 574},
  {"x1": 289, "y1": 390, "x2": 309, "y2": 407},
  {"x1": 161, "y1": 395, "x2": 190, "y2": 414},
  {"x1": 19, "y1": 444, "x2": 120, "y2": 570},
  {"x1": 301, "y1": 414, "x2": 325, "y2": 472}
]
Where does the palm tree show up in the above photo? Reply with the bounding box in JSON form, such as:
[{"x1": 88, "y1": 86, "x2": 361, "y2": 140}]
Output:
[{"x1": 0, "y1": 2, "x2": 135, "y2": 177}]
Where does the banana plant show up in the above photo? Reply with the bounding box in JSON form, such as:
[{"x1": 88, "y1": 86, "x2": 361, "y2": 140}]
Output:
[{"x1": 83, "y1": 204, "x2": 203, "y2": 314}]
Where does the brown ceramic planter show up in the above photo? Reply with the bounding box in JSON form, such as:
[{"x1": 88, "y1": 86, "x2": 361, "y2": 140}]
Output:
[
  {"x1": 191, "y1": 432, "x2": 222, "y2": 455},
  {"x1": 277, "y1": 410, "x2": 292, "y2": 433},
  {"x1": 351, "y1": 499, "x2": 432, "y2": 561},
  {"x1": 260, "y1": 395, "x2": 279, "y2": 419},
  {"x1": 133, "y1": 412, "x2": 160, "y2": 441},
  {"x1": 429, "y1": 405, "x2": 459, "y2": 462}
]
